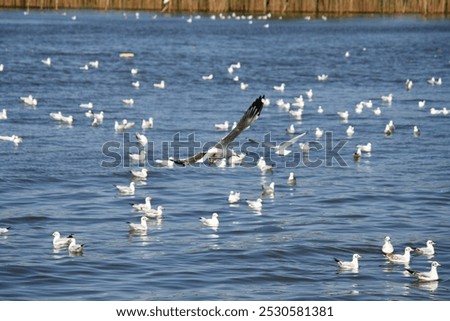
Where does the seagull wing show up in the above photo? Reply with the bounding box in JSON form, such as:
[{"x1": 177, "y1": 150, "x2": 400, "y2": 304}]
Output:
[
  {"x1": 175, "y1": 96, "x2": 265, "y2": 165},
  {"x1": 279, "y1": 131, "x2": 308, "y2": 149}
]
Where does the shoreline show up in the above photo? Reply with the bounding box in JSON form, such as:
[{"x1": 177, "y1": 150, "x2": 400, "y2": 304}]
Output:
[{"x1": 0, "y1": 0, "x2": 448, "y2": 17}]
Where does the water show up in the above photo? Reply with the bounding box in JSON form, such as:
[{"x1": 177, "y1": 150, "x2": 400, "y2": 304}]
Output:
[{"x1": 0, "y1": 10, "x2": 449, "y2": 301}]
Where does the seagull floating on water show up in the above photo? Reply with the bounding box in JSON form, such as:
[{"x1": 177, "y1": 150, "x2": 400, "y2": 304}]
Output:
[
  {"x1": 257, "y1": 157, "x2": 272, "y2": 172},
  {"x1": 418, "y1": 100, "x2": 426, "y2": 108},
  {"x1": 68, "y1": 237, "x2": 84, "y2": 254},
  {"x1": 286, "y1": 124, "x2": 295, "y2": 134},
  {"x1": 240, "y1": 82, "x2": 249, "y2": 90},
  {"x1": 413, "y1": 126, "x2": 421, "y2": 137},
  {"x1": 273, "y1": 83, "x2": 285, "y2": 92},
  {"x1": 228, "y1": 191, "x2": 240, "y2": 204},
  {"x1": 145, "y1": 205, "x2": 164, "y2": 218},
  {"x1": 122, "y1": 98, "x2": 134, "y2": 105},
  {"x1": 52, "y1": 231, "x2": 73, "y2": 248},
  {"x1": 262, "y1": 182, "x2": 275, "y2": 196},
  {"x1": 202, "y1": 74, "x2": 214, "y2": 80},
  {"x1": 315, "y1": 127, "x2": 324, "y2": 139},
  {"x1": 79, "y1": 102, "x2": 93, "y2": 109},
  {"x1": 155, "y1": 157, "x2": 175, "y2": 168},
  {"x1": 287, "y1": 172, "x2": 297, "y2": 185},
  {"x1": 131, "y1": 196, "x2": 152, "y2": 212},
  {"x1": 136, "y1": 132, "x2": 148, "y2": 146},
  {"x1": 0, "y1": 108, "x2": 8, "y2": 120},
  {"x1": 356, "y1": 142, "x2": 371, "y2": 153},
  {"x1": 129, "y1": 150, "x2": 146, "y2": 162},
  {"x1": 142, "y1": 117, "x2": 154, "y2": 129},
  {"x1": 214, "y1": 120, "x2": 229, "y2": 131},
  {"x1": 337, "y1": 110, "x2": 349, "y2": 121},
  {"x1": 386, "y1": 246, "x2": 413, "y2": 264},
  {"x1": 381, "y1": 93, "x2": 393, "y2": 104},
  {"x1": 405, "y1": 79, "x2": 414, "y2": 91},
  {"x1": 128, "y1": 216, "x2": 149, "y2": 232},
  {"x1": 0, "y1": 226, "x2": 11, "y2": 234},
  {"x1": 246, "y1": 198, "x2": 262, "y2": 211},
  {"x1": 130, "y1": 168, "x2": 149, "y2": 180},
  {"x1": 346, "y1": 125, "x2": 354, "y2": 137},
  {"x1": 334, "y1": 254, "x2": 361, "y2": 270},
  {"x1": 413, "y1": 240, "x2": 435, "y2": 256},
  {"x1": 0, "y1": 135, "x2": 23, "y2": 145},
  {"x1": 154, "y1": 80, "x2": 165, "y2": 89},
  {"x1": 41, "y1": 57, "x2": 51, "y2": 66},
  {"x1": 382, "y1": 236, "x2": 394, "y2": 255},
  {"x1": 353, "y1": 148, "x2": 361, "y2": 161},
  {"x1": 199, "y1": 212, "x2": 219, "y2": 228},
  {"x1": 20, "y1": 95, "x2": 37, "y2": 106},
  {"x1": 406, "y1": 261, "x2": 440, "y2": 282},
  {"x1": 114, "y1": 181, "x2": 135, "y2": 195}
]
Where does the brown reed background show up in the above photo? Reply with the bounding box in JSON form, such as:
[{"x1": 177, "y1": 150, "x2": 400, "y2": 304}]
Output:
[{"x1": 0, "y1": 0, "x2": 448, "y2": 15}]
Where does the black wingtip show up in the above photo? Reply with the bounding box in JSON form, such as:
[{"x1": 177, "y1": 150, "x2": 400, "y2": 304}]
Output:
[{"x1": 334, "y1": 258, "x2": 340, "y2": 263}]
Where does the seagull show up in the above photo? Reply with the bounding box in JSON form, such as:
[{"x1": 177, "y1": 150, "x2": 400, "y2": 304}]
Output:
[
  {"x1": 299, "y1": 142, "x2": 310, "y2": 154},
  {"x1": 356, "y1": 142, "x2": 371, "y2": 153},
  {"x1": 115, "y1": 119, "x2": 135, "y2": 131},
  {"x1": 317, "y1": 106, "x2": 324, "y2": 114},
  {"x1": 353, "y1": 148, "x2": 361, "y2": 161},
  {"x1": 337, "y1": 110, "x2": 349, "y2": 121},
  {"x1": 240, "y1": 82, "x2": 249, "y2": 90},
  {"x1": 246, "y1": 198, "x2": 262, "y2": 211},
  {"x1": 405, "y1": 79, "x2": 414, "y2": 91},
  {"x1": 68, "y1": 237, "x2": 84, "y2": 254},
  {"x1": 215, "y1": 121, "x2": 229, "y2": 131},
  {"x1": 334, "y1": 254, "x2": 361, "y2": 270},
  {"x1": 418, "y1": 100, "x2": 426, "y2": 108},
  {"x1": 382, "y1": 236, "x2": 394, "y2": 255},
  {"x1": 52, "y1": 231, "x2": 73, "y2": 248},
  {"x1": 315, "y1": 128, "x2": 324, "y2": 139},
  {"x1": 41, "y1": 57, "x2": 51, "y2": 65},
  {"x1": 202, "y1": 74, "x2": 214, "y2": 80},
  {"x1": 20, "y1": 95, "x2": 37, "y2": 106},
  {"x1": 114, "y1": 181, "x2": 135, "y2": 195},
  {"x1": 286, "y1": 124, "x2": 295, "y2": 134},
  {"x1": 155, "y1": 157, "x2": 175, "y2": 168},
  {"x1": 406, "y1": 261, "x2": 440, "y2": 282},
  {"x1": 0, "y1": 109, "x2": 6, "y2": 120},
  {"x1": 413, "y1": 240, "x2": 435, "y2": 256},
  {"x1": 136, "y1": 132, "x2": 148, "y2": 146},
  {"x1": 287, "y1": 172, "x2": 297, "y2": 185},
  {"x1": 381, "y1": 93, "x2": 393, "y2": 104},
  {"x1": 384, "y1": 124, "x2": 393, "y2": 136},
  {"x1": 132, "y1": 81, "x2": 140, "y2": 88},
  {"x1": 131, "y1": 68, "x2": 139, "y2": 75},
  {"x1": 199, "y1": 212, "x2": 219, "y2": 228},
  {"x1": 174, "y1": 96, "x2": 264, "y2": 165},
  {"x1": 317, "y1": 74, "x2": 328, "y2": 81},
  {"x1": 228, "y1": 191, "x2": 240, "y2": 204},
  {"x1": 386, "y1": 247, "x2": 413, "y2": 264},
  {"x1": 413, "y1": 126, "x2": 421, "y2": 137},
  {"x1": 79, "y1": 102, "x2": 93, "y2": 109},
  {"x1": 144, "y1": 205, "x2": 164, "y2": 218},
  {"x1": 273, "y1": 83, "x2": 285, "y2": 92},
  {"x1": 373, "y1": 107, "x2": 381, "y2": 116},
  {"x1": 128, "y1": 216, "x2": 149, "y2": 232},
  {"x1": 131, "y1": 196, "x2": 152, "y2": 212},
  {"x1": 130, "y1": 168, "x2": 149, "y2": 180},
  {"x1": 49, "y1": 111, "x2": 63, "y2": 121},
  {"x1": 88, "y1": 60, "x2": 99, "y2": 68},
  {"x1": 0, "y1": 226, "x2": 11, "y2": 234},
  {"x1": 257, "y1": 157, "x2": 272, "y2": 172},
  {"x1": 142, "y1": 117, "x2": 154, "y2": 129},
  {"x1": 153, "y1": 80, "x2": 165, "y2": 89},
  {"x1": 122, "y1": 98, "x2": 134, "y2": 105},
  {"x1": 346, "y1": 125, "x2": 354, "y2": 137},
  {"x1": 249, "y1": 132, "x2": 307, "y2": 156},
  {"x1": 262, "y1": 181, "x2": 275, "y2": 196},
  {"x1": 129, "y1": 150, "x2": 146, "y2": 162},
  {"x1": 305, "y1": 89, "x2": 313, "y2": 100},
  {"x1": 0, "y1": 135, "x2": 23, "y2": 145}
]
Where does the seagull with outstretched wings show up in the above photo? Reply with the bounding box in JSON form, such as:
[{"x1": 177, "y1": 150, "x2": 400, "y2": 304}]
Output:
[
  {"x1": 248, "y1": 131, "x2": 307, "y2": 156},
  {"x1": 174, "y1": 96, "x2": 265, "y2": 165}
]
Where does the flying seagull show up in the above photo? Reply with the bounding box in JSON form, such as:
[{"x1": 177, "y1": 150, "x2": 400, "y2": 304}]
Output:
[
  {"x1": 174, "y1": 96, "x2": 265, "y2": 165},
  {"x1": 248, "y1": 131, "x2": 307, "y2": 156}
]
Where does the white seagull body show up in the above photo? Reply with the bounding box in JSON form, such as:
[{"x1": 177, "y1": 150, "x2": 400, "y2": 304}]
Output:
[
  {"x1": 287, "y1": 172, "x2": 297, "y2": 185},
  {"x1": 406, "y1": 261, "x2": 440, "y2": 282},
  {"x1": 131, "y1": 196, "x2": 152, "y2": 212},
  {"x1": 386, "y1": 246, "x2": 413, "y2": 264},
  {"x1": 0, "y1": 226, "x2": 11, "y2": 234},
  {"x1": 382, "y1": 236, "x2": 394, "y2": 255},
  {"x1": 334, "y1": 253, "x2": 361, "y2": 270},
  {"x1": 142, "y1": 117, "x2": 154, "y2": 129},
  {"x1": 414, "y1": 240, "x2": 435, "y2": 256},
  {"x1": 200, "y1": 212, "x2": 219, "y2": 228},
  {"x1": 130, "y1": 168, "x2": 148, "y2": 179},
  {"x1": 145, "y1": 205, "x2": 164, "y2": 218},
  {"x1": 154, "y1": 80, "x2": 165, "y2": 89},
  {"x1": 52, "y1": 231, "x2": 73, "y2": 248},
  {"x1": 114, "y1": 181, "x2": 135, "y2": 195},
  {"x1": 246, "y1": 198, "x2": 262, "y2": 211},
  {"x1": 68, "y1": 238, "x2": 84, "y2": 254},
  {"x1": 128, "y1": 216, "x2": 149, "y2": 232},
  {"x1": 356, "y1": 142, "x2": 371, "y2": 153},
  {"x1": 228, "y1": 191, "x2": 240, "y2": 204},
  {"x1": 0, "y1": 108, "x2": 7, "y2": 120},
  {"x1": 0, "y1": 135, "x2": 23, "y2": 145},
  {"x1": 79, "y1": 102, "x2": 94, "y2": 109},
  {"x1": 136, "y1": 132, "x2": 148, "y2": 146},
  {"x1": 20, "y1": 95, "x2": 37, "y2": 106}
]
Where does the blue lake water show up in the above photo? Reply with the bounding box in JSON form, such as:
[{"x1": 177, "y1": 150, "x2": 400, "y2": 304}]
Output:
[{"x1": 0, "y1": 10, "x2": 449, "y2": 300}]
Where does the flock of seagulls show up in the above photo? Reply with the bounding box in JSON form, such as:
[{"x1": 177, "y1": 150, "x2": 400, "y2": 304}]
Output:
[
  {"x1": 335, "y1": 237, "x2": 440, "y2": 282},
  {"x1": 0, "y1": 13, "x2": 447, "y2": 295}
]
